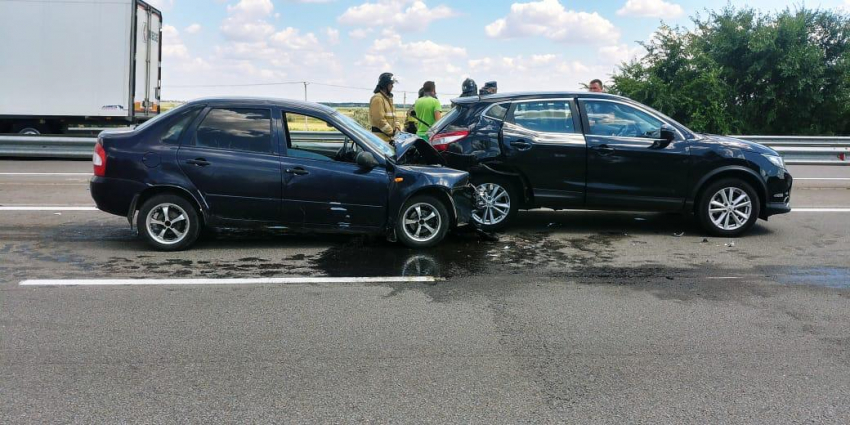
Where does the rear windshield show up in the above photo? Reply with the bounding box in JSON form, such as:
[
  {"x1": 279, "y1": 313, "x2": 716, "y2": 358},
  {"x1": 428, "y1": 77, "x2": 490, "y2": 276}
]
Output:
[{"x1": 427, "y1": 107, "x2": 460, "y2": 138}]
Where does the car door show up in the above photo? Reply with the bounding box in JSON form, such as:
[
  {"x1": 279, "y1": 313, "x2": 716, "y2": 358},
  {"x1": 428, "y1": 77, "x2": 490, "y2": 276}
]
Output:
[
  {"x1": 500, "y1": 99, "x2": 586, "y2": 207},
  {"x1": 177, "y1": 106, "x2": 282, "y2": 222},
  {"x1": 579, "y1": 99, "x2": 690, "y2": 210},
  {"x1": 279, "y1": 110, "x2": 389, "y2": 229}
]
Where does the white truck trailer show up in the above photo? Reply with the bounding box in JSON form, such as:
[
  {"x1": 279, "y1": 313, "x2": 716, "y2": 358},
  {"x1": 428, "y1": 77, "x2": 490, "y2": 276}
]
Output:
[{"x1": 0, "y1": 0, "x2": 162, "y2": 134}]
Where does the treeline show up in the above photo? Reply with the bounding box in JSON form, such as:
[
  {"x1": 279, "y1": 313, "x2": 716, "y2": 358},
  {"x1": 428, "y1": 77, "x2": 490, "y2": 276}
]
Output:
[{"x1": 611, "y1": 6, "x2": 850, "y2": 135}]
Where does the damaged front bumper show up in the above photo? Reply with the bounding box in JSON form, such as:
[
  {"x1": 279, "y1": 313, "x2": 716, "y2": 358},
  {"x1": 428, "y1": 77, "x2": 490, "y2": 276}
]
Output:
[{"x1": 451, "y1": 184, "x2": 480, "y2": 227}]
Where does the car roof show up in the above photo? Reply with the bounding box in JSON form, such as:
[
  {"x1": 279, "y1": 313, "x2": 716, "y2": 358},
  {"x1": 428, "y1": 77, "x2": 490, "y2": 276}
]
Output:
[
  {"x1": 184, "y1": 97, "x2": 338, "y2": 115},
  {"x1": 451, "y1": 91, "x2": 632, "y2": 105}
]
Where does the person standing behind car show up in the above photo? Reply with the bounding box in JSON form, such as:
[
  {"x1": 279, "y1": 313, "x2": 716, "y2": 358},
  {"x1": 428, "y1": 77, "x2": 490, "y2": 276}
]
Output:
[
  {"x1": 412, "y1": 81, "x2": 442, "y2": 139},
  {"x1": 369, "y1": 72, "x2": 400, "y2": 143}
]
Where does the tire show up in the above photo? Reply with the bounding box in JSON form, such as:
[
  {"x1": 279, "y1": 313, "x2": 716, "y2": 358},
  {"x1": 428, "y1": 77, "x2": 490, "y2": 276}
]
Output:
[
  {"x1": 396, "y1": 195, "x2": 450, "y2": 248},
  {"x1": 697, "y1": 178, "x2": 760, "y2": 237},
  {"x1": 137, "y1": 194, "x2": 202, "y2": 251},
  {"x1": 471, "y1": 175, "x2": 519, "y2": 231}
]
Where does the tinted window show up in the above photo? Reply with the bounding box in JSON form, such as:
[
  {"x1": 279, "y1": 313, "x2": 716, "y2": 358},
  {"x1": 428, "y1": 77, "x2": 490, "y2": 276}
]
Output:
[
  {"x1": 484, "y1": 103, "x2": 509, "y2": 120},
  {"x1": 584, "y1": 101, "x2": 664, "y2": 138},
  {"x1": 160, "y1": 108, "x2": 200, "y2": 145},
  {"x1": 284, "y1": 112, "x2": 360, "y2": 163},
  {"x1": 195, "y1": 108, "x2": 272, "y2": 153},
  {"x1": 511, "y1": 101, "x2": 575, "y2": 133}
]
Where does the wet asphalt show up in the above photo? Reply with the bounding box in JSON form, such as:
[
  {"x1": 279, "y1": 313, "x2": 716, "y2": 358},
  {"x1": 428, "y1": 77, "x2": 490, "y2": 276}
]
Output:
[{"x1": 2, "y1": 160, "x2": 850, "y2": 423}]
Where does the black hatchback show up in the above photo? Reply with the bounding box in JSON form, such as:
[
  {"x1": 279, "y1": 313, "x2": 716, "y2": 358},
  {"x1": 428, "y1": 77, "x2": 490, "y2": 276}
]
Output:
[{"x1": 427, "y1": 92, "x2": 792, "y2": 236}]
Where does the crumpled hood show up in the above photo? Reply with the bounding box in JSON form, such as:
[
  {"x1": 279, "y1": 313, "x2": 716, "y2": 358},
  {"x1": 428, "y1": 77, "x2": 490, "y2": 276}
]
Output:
[
  {"x1": 702, "y1": 134, "x2": 779, "y2": 156},
  {"x1": 393, "y1": 132, "x2": 445, "y2": 165}
]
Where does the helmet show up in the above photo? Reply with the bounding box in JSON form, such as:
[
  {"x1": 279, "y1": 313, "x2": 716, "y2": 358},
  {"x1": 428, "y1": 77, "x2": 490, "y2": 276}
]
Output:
[
  {"x1": 461, "y1": 78, "x2": 477, "y2": 97},
  {"x1": 374, "y1": 72, "x2": 398, "y2": 93},
  {"x1": 480, "y1": 81, "x2": 497, "y2": 95}
]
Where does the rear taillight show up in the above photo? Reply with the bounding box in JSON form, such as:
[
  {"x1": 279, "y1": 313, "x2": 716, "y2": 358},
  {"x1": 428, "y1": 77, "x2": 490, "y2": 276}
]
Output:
[
  {"x1": 93, "y1": 141, "x2": 107, "y2": 177},
  {"x1": 430, "y1": 130, "x2": 469, "y2": 152}
]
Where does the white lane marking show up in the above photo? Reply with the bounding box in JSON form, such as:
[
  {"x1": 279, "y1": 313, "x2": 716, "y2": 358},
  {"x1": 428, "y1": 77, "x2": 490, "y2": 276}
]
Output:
[
  {"x1": 707, "y1": 277, "x2": 743, "y2": 280},
  {"x1": 0, "y1": 173, "x2": 91, "y2": 176},
  {"x1": 794, "y1": 178, "x2": 850, "y2": 181},
  {"x1": 0, "y1": 206, "x2": 98, "y2": 211},
  {"x1": 793, "y1": 208, "x2": 850, "y2": 212},
  {"x1": 20, "y1": 277, "x2": 439, "y2": 286}
]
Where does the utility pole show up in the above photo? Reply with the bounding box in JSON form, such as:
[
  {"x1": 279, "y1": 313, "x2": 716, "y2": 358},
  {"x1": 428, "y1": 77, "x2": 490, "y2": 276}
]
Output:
[
  {"x1": 303, "y1": 81, "x2": 309, "y2": 130},
  {"x1": 403, "y1": 91, "x2": 407, "y2": 108}
]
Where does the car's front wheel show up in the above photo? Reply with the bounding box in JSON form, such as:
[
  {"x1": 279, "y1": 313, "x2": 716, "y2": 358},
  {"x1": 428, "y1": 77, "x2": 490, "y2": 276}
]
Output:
[
  {"x1": 697, "y1": 179, "x2": 760, "y2": 237},
  {"x1": 471, "y1": 175, "x2": 518, "y2": 232},
  {"x1": 137, "y1": 194, "x2": 201, "y2": 251},
  {"x1": 396, "y1": 195, "x2": 450, "y2": 248}
]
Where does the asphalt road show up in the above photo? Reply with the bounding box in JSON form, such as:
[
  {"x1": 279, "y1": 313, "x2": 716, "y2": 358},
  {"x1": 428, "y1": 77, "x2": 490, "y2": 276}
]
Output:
[{"x1": 2, "y1": 160, "x2": 850, "y2": 423}]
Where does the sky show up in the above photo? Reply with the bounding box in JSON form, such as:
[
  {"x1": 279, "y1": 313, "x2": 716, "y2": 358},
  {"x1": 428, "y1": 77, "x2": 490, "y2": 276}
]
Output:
[{"x1": 152, "y1": 0, "x2": 850, "y2": 105}]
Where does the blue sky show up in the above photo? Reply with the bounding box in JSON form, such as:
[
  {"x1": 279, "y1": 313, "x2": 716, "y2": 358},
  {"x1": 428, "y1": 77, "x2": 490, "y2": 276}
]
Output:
[{"x1": 153, "y1": 0, "x2": 850, "y2": 103}]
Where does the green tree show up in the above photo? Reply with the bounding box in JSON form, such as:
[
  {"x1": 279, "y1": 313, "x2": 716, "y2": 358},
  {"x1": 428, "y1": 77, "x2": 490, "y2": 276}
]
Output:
[{"x1": 611, "y1": 6, "x2": 850, "y2": 135}]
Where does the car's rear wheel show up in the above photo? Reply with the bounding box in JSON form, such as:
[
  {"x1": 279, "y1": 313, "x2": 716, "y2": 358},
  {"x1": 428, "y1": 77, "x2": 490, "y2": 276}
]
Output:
[
  {"x1": 137, "y1": 194, "x2": 201, "y2": 251},
  {"x1": 471, "y1": 175, "x2": 518, "y2": 231},
  {"x1": 396, "y1": 195, "x2": 450, "y2": 248},
  {"x1": 697, "y1": 179, "x2": 760, "y2": 237}
]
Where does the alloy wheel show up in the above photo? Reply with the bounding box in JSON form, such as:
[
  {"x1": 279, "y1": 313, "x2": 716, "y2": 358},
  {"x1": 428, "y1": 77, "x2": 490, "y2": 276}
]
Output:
[
  {"x1": 473, "y1": 183, "x2": 511, "y2": 226},
  {"x1": 402, "y1": 203, "x2": 442, "y2": 243},
  {"x1": 709, "y1": 187, "x2": 752, "y2": 231},
  {"x1": 145, "y1": 203, "x2": 190, "y2": 245}
]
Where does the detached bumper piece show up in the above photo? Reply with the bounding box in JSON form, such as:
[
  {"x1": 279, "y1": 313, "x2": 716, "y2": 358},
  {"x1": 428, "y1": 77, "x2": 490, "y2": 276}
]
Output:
[{"x1": 451, "y1": 185, "x2": 477, "y2": 226}]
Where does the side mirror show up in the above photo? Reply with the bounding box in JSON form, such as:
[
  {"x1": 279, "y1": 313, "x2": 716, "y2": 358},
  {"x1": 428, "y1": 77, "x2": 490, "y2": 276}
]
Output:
[
  {"x1": 355, "y1": 151, "x2": 379, "y2": 169},
  {"x1": 660, "y1": 124, "x2": 676, "y2": 143}
]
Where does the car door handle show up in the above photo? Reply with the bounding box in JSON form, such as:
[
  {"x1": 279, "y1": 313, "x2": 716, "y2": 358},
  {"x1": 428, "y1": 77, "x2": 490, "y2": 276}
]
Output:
[
  {"x1": 285, "y1": 167, "x2": 309, "y2": 176},
  {"x1": 185, "y1": 158, "x2": 210, "y2": 167},
  {"x1": 510, "y1": 140, "x2": 532, "y2": 151},
  {"x1": 594, "y1": 144, "x2": 614, "y2": 155}
]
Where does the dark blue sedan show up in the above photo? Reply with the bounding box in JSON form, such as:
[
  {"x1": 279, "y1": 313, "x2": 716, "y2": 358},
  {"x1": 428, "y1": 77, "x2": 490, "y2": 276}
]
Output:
[{"x1": 90, "y1": 98, "x2": 476, "y2": 250}]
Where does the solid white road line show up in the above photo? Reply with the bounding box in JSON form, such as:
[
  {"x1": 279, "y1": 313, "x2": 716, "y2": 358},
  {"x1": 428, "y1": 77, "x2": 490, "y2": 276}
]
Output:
[
  {"x1": 20, "y1": 277, "x2": 438, "y2": 286},
  {"x1": 794, "y1": 178, "x2": 850, "y2": 181},
  {"x1": 0, "y1": 206, "x2": 98, "y2": 211},
  {"x1": 0, "y1": 173, "x2": 91, "y2": 176},
  {"x1": 793, "y1": 208, "x2": 850, "y2": 212}
]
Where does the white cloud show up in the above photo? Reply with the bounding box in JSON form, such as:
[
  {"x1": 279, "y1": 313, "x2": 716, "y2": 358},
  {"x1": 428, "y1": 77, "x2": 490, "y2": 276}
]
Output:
[
  {"x1": 185, "y1": 24, "x2": 202, "y2": 34},
  {"x1": 485, "y1": 0, "x2": 620, "y2": 45},
  {"x1": 221, "y1": 0, "x2": 276, "y2": 41},
  {"x1": 339, "y1": 0, "x2": 457, "y2": 31},
  {"x1": 270, "y1": 27, "x2": 322, "y2": 50},
  {"x1": 161, "y1": 25, "x2": 189, "y2": 60},
  {"x1": 616, "y1": 0, "x2": 684, "y2": 18},
  {"x1": 325, "y1": 27, "x2": 340, "y2": 45},
  {"x1": 598, "y1": 43, "x2": 646, "y2": 65},
  {"x1": 349, "y1": 28, "x2": 374, "y2": 39},
  {"x1": 839, "y1": 0, "x2": 850, "y2": 12}
]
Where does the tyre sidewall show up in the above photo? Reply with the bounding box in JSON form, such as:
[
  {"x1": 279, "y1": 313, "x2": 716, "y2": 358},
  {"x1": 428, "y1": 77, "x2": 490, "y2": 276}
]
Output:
[
  {"x1": 698, "y1": 179, "x2": 760, "y2": 237},
  {"x1": 471, "y1": 174, "x2": 519, "y2": 232},
  {"x1": 396, "y1": 195, "x2": 450, "y2": 249},
  {"x1": 137, "y1": 194, "x2": 201, "y2": 251}
]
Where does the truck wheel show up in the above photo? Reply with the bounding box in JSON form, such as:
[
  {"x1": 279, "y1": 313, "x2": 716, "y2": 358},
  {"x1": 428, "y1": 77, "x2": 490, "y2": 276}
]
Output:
[
  {"x1": 471, "y1": 175, "x2": 518, "y2": 231},
  {"x1": 697, "y1": 179, "x2": 760, "y2": 237},
  {"x1": 396, "y1": 195, "x2": 450, "y2": 248},
  {"x1": 137, "y1": 194, "x2": 201, "y2": 251},
  {"x1": 12, "y1": 123, "x2": 46, "y2": 135}
]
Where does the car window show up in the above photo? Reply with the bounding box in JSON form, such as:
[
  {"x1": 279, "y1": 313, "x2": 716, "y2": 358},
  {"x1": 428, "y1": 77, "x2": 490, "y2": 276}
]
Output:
[
  {"x1": 584, "y1": 101, "x2": 664, "y2": 138},
  {"x1": 427, "y1": 107, "x2": 460, "y2": 139},
  {"x1": 511, "y1": 101, "x2": 576, "y2": 133},
  {"x1": 483, "y1": 103, "x2": 509, "y2": 120},
  {"x1": 284, "y1": 112, "x2": 361, "y2": 163},
  {"x1": 195, "y1": 108, "x2": 272, "y2": 153},
  {"x1": 160, "y1": 108, "x2": 200, "y2": 145}
]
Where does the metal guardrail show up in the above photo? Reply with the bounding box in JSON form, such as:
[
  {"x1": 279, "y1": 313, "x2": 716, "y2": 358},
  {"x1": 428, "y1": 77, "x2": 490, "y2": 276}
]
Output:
[{"x1": 0, "y1": 132, "x2": 848, "y2": 165}]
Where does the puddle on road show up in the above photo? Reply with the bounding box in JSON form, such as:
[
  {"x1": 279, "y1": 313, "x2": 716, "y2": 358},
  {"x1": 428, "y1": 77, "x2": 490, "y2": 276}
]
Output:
[{"x1": 770, "y1": 267, "x2": 850, "y2": 289}]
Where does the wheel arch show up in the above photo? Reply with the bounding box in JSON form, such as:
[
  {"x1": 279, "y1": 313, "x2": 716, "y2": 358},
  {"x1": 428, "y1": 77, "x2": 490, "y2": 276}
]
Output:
[
  {"x1": 131, "y1": 185, "x2": 208, "y2": 226},
  {"x1": 400, "y1": 186, "x2": 457, "y2": 227},
  {"x1": 691, "y1": 167, "x2": 768, "y2": 219},
  {"x1": 469, "y1": 163, "x2": 532, "y2": 206}
]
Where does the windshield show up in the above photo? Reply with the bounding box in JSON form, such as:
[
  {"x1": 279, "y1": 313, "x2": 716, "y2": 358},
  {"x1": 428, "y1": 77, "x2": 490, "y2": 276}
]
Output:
[
  {"x1": 333, "y1": 112, "x2": 396, "y2": 158},
  {"x1": 635, "y1": 102, "x2": 696, "y2": 139},
  {"x1": 133, "y1": 103, "x2": 193, "y2": 132}
]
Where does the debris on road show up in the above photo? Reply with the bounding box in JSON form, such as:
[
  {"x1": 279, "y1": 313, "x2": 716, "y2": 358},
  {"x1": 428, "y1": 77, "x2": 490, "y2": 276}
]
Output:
[{"x1": 673, "y1": 232, "x2": 685, "y2": 237}]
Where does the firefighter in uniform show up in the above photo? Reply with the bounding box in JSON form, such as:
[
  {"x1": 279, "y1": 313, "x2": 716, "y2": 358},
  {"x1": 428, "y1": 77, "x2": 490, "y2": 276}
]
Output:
[{"x1": 369, "y1": 72, "x2": 400, "y2": 144}]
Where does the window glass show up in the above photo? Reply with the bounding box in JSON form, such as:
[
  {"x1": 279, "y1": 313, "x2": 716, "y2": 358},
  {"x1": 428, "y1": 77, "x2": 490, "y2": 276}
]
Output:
[
  {"x1": 160, "y1": 108, "x2": 200, "y2": 145},
  {"x1": 511, "y1": 101, "x2": 575, "y2": 133},
  {"x1": 585, "y1": 101, "x2": 664, "y2": 138},
  {"x1": 484, "y1": 103, "x2": 509, "y2": 120},
  {"x1": 195, "y1": 108, "x2": 272, "y2": 153},
  {"x1": 284, "y1": 112, "x2": 361, "y2": 163}
]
